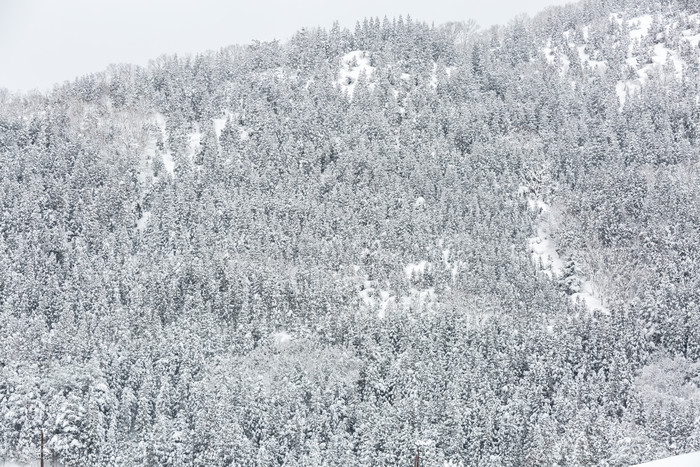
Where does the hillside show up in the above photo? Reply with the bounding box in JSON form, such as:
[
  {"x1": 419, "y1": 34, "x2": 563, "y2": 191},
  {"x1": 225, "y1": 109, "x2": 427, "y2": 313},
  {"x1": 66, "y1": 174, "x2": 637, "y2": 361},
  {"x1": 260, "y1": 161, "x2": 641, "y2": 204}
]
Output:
[{"x1": 1, "y1": 0, "x2": 700, "y2": 465}]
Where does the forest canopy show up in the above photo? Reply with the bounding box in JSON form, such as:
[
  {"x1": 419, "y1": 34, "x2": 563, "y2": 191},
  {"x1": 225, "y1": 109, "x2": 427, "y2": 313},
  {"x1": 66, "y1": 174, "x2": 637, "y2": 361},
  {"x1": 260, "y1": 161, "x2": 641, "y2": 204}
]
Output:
[{"x1": 1, "y1": 0, "x2": 700, "y2": 465}]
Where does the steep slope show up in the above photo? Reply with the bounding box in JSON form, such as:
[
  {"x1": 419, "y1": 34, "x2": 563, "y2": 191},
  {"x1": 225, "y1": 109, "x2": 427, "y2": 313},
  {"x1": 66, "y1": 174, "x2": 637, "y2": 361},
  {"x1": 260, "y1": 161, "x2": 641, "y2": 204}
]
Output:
[
  {"x1": 633, "y1": 451, "x2": 700, "y2": 466},
  {"x1": 1, "y1": 1, "x2": 700, "y2": 465}
]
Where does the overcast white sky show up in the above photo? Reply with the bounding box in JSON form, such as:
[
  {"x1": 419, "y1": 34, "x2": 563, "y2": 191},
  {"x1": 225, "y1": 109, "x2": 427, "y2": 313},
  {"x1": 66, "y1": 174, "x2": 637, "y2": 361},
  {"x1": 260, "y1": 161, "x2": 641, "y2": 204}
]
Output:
[{"x1": 0, "y1": 0, "x2": 572, "y2": 92}]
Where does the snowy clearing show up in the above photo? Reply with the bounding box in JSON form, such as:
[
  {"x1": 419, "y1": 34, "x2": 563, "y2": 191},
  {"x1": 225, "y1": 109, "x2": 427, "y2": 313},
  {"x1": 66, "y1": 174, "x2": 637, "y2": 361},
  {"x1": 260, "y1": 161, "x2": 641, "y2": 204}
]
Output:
[
  {"x1": 212, "y1": 112, "x2": 231, "y2": 140},
  {"x1": 135, "y1": 210, "x2": 151, "y2": 232},
  {"x1": 522, "y1": 187, "x2": 608, "y2": 313},
  {"x1": 628, "y1": 15, "x2": 654, "y2": 41},
  {"x1": 404, "y1": 260, "x2": 430, "y2": 280},
  {"x1": 633, "y1": 451, "x2": 700, "y2": 467},
  {"x1": 154, "y1": 113, "x2": 174, "y2": 176},
  {"x1": 528, "y1": 225, "x2": 564, "y2": 277},
  {"x1": 0, "y1": 462, "x2": 43, "y2": 467},
  {"x1": 186, "y1": 130, "x2": 201, "y2": 161},
  {"x1": 272, "y1": 331, "x2": 292, "y2": 347},
  {"x1": 337, "y1": 50, "x2": 375, "y2": 98}
]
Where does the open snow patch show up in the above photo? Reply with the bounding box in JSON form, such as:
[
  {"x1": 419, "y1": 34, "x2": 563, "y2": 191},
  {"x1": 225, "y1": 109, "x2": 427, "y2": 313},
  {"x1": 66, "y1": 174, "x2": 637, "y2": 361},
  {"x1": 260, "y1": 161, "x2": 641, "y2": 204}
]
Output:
[
  {"x1": 272, "y1": 331, "x2": 292, "y2": 347},
  {"x1": 522, "y1": 187, "x2": 608, "y2": 313},
  {"x1": 405, "y1": 260, "x2": 431, "y2": 280},
  {"x1": 628, "y1": 15, "x2": 654, "y2": 41},
  {"x1": 529, "y1": 226, "x2": 564, "y2": 277},
  {"x1": 213, "y1": 112, "x2": 231, "y2": 140},
  {"x1": 577, "y1": 45, "x2": 606, "y2": 71},
  {"x1": 337, "y1": 50, "x2": 374, "y2": 98},
  {"x1": 632, "y1": 451, "x2": 700, "y2": 467},
  {"x1": 377, "y1": 290, "x2": 395, "y2": 319},
  {"x1": 571, "y1": 281, "x2": 608, "y2": 313},
  {"x1": 543, "y1": 46, "x2": 556, "y2": 64},
  {"x1": 136, "y1": 210, "x2": 151, "y2": 232},
  {"x1": 154, "y1": 113, "x2": 175, "y2": 176},
  {"x1": 162, "y1": 151, "x2": 175, "y2": 176},
  {"x1": 187, "y1": 131, "x2": 201, "y2": 160},
  {"x1": 400, "y1": 287, "x2": 437, "y2": 313}
]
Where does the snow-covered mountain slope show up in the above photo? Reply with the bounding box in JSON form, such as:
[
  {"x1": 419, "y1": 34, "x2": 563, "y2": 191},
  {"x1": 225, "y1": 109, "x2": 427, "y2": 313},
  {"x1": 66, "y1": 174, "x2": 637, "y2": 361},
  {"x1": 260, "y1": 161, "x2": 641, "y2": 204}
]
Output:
[
  {"x1": 521, "y1": 186, "x2": 608, "y2": 314},
  {"x1": 543, "y1": 9, "x2": 700, "y2": 108},
  {"x1": 4, "y1": 2, "x2": 700, "y2": 466},
  {"x1": 337, "y1": 50, "x2": 375, "y2": 97},
  {"x1": 633, "y1": 451, "x2": 700, "y2": 466}
]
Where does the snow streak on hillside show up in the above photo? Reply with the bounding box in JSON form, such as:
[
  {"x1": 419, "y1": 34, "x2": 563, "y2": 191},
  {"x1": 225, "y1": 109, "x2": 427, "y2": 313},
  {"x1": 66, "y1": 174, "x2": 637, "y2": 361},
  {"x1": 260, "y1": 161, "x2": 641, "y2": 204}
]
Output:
[
  {"x1": 522, "y1": 186, "x2": 608, "y2": 314},
  {"x1": 154, "y1": 113, "x2": 175, "y2": 176},
  {"x1": 337, "y1": 50, "x2": 375, "y2": 97},
  {"x1": 544, "y1": 11, "x2": 700, "y2": 108},
  {"x1": 633, "y1": 451, "x2": 700, "y2": 466}
]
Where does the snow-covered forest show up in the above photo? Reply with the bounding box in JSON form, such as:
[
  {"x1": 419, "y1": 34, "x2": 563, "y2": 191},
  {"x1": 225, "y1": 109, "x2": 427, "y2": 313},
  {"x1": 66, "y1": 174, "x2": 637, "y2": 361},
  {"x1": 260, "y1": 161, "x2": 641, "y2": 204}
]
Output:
[{"x1": 1, "y1": 0, "x2": 700, "y2": 465}]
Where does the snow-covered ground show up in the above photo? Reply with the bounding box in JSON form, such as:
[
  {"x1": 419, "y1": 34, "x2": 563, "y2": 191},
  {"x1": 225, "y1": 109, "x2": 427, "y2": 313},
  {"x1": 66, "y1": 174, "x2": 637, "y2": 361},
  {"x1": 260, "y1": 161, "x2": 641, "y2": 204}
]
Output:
[
  {"x1": 0, "y1": 461, "x2": 43, "y2": 466},
  {"x1": 577, "y1": 45, "x2": 607, "y2": 71},
  {"x1": 628, "y1": 14, "x2": 654, "y2": 41},
  {"x1": 522, "y1": 186, "x2": 608, "y2": 313},
  {"x1": 429, "y1": 63, "x2": 454, "y2": 88},
  {"x1": 135, "y1": 210, "x2": 151, "y2": 232},
  {"x1": 528, "y1": 224, "x2": 564, "y2": 278},
  {"x1": 404, "y1": 260, "x2": 430, "y2": 280},
  {"x1": 153, "y1": 113, "x2": 175, "y2": 176},
  {"x1": 348, "y1": 251, "x2": 456, "y2": 319},
  {"x1": 633, "y1": 451, "x2": 700, "y2": 467},
  {"x1": 337, "y1": 50, "x2": 375, "y2": 98},
  {"x1": 212, "y1": 114, "x2": 228, "y2": 140},
  {"x1": 186, "y1": 130, "x2": 201, "y2": 160},
  {"x1": 545, "y1": 12, "x2": 700, "y2": 109}
]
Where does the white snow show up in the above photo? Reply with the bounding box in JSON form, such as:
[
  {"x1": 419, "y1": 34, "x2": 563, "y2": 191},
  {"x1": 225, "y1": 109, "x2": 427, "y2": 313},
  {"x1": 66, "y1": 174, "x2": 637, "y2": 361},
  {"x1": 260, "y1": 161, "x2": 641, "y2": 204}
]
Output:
[
  {"x1": 442, "y1": 249, "x2": 450, "y2": 266},
  {"x1": 0, "y1": 462, "x2": 43, "y2": 467},
  {"x1": 560, "y1": 53, "x2": 571, "y2": 75},
  {"x1": 348, "y1": 263, "x2": 436, "y2": 318},
  {"x1": 543, "y1": 46, "x2": 555, "y2": 64},
  {"x1": 272, "y1": 331, "x2": 291, "y2": 346},
  {"x1": 682, "y1": 32, "x2": 700, "y2": 49},
  {"x1": 213, "y1": 112, "x2": 231, "y2": 140},
  {"x1": 404, "y1": 260, "x2": 430, "y2": 280},
  {"x1": 577, "y1": 45, "x2": 606, "y2": 71},
  {"x1": 239, "y1": 127, "x2": 249, "y2": 141},
  {"x1": 652, "y1": 43, "x2": 683, "y2": 74},
  {"x1": 615, "y1": 16, "x2": 691, "y2": 109},
  {"x1": 162, "y1": 151, "x2": 175, "y2": 176},
  {"x1": 153, "y1": 113, "x2": 175, "y2": 176},
  {"x1": 358, "y1": 279, "x2": 376, "y2": 308},
  {"x1": 633, "y1": 451, "x2": 700, "y2": 467},
  {"x1": 450, "y1": 261, "x2": 462, "y2": 283},
  {"x1": 571, "y1": 280, "x2": 608, "y2": 314},
  {"x1": 610, "y1": 13, "x2": 623, "y2": 25},
  {"x1": 522, "y1": 187, "x2": 608, "y2": 314},
  {"x1": 582, "y1": 25, "x2": 590, "y2": 42},
  {"x1": 337, "y1": 50, "x2": 375, "y2": 98},
  {"x1": 377, "y1": 290, "x2": 395, "y2": 319},
  {"x1": 187, "y1": 131, "x2": 201, "y2": 160},
  {"x1": 429, "y1": 63, "x2": 454, "y2": 88},
  {"x1": 400, "y1": 287, "x2": 437, "y2": 313},
  {"x1": 136, "y1": 112, "x2": 175, "y2": 181},
  {"x1": 629, "y1": 15, "x2": 654, "y2": 41},
  {"x1": 136, "y1": 210, "x2": 151, "y2": 232},
  {"x1": 430, "y1": 63, "x2": 439, "y2": 88},
  {"x1": 528, "y1": 225, "x2": 564, "y2": 277}
]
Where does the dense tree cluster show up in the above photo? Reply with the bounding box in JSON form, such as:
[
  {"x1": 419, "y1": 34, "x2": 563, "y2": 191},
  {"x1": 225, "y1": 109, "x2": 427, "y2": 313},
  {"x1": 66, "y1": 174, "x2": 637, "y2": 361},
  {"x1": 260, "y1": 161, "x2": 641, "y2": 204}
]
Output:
[{"x1": 1, "y1": 0, "x2": 700, "y2": 465}]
